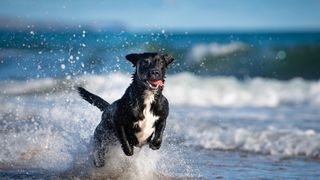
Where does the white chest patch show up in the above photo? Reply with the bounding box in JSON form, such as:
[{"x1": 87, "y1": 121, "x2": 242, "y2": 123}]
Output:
[{"x1": 134, "y1": 91, "x2": 159, "y2": 146}]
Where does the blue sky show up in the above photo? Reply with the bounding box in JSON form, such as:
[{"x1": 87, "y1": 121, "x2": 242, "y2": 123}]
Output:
[{"x1": 0, "y1": 0, "x2": 320, "y2": 31}]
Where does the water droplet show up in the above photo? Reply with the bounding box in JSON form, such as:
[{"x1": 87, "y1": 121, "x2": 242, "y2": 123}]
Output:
[{"x1": 276, "y1": 50, "x2": 286, "y2": 60}]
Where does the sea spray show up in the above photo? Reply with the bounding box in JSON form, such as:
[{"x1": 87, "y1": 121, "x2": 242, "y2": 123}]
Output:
[
  {"x1": 0, "y1": 76, "x2": 195, "y2": 178},
  {"x1": 62, "y1": 134, "x2": 195, "y2": 179}
]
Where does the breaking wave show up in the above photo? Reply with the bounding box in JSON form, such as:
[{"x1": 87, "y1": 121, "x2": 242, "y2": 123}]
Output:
[
  {"x1": 181, "y1": 121, "x2": 320, "y2": 158},
  {"x1": 2, "y1": 72, "x2": 319, "y2": 108}
]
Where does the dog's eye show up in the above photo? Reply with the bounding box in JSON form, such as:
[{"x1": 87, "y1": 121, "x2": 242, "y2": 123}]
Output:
[{"x1": 142, "y1": 60, "x2": 149, "y2": 65}]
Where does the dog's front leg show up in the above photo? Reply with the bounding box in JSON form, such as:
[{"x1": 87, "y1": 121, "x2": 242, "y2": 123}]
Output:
[
  {"x1": 149, "y1": 119, "x2": 166, "y2": 150},
  {"x1": 116, "y1": 125, "x2": 134, "y2": 156}
]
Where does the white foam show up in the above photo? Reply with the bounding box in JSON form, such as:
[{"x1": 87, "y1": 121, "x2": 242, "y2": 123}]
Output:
[
  {"x1": 91, "y1": 146, "x2": 163, "y2": 179},
  {"x1": 168, "y1": 105, "x2": 320, "y2": 159},
  {"x1": 0, "y1": 92, "x2": 99, "y2": 171},
  {"x1": 183, "y1": 125, "x2": 320, "y2": 158}
]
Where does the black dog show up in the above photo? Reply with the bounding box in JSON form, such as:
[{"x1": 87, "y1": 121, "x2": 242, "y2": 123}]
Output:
[{"x1": 77, "y1": 52, "x2": 174, "y2": 167}]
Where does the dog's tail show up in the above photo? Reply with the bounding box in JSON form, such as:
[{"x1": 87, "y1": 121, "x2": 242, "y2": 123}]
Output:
[{"x1": 77, "y1": 87, "x2": 110, "y2": 111}]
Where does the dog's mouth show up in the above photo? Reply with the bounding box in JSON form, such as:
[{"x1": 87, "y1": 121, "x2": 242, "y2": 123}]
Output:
[{"x1": 147, "y1": 79, "x2": 164, "y2": 89}]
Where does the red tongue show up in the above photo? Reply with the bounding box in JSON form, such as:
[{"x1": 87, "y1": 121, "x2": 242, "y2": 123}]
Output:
[{"x1": 149, "y1": 80, "x2": 163, "y2": 86}]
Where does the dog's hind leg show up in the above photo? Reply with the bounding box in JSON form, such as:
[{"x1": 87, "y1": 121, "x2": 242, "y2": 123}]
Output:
[
  {"x1": 93, "y1": 145, "x2": 106, "y2": 167},
  {"x1": 92, "y1": 112, "x2": 117, "y2": 167},
  {"x1": 93, "y1": 124, "x2": 108, "y2": 167}
]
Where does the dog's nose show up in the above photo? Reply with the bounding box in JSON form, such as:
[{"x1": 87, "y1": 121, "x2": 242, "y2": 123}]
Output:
[{"x1": 150, "y1": 69, "x2": 160, "y2": 76}]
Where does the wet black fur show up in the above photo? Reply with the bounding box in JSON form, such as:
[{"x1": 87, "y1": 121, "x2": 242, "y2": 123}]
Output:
[{"x1": 77, "y1": 52, "x2": 174, "y2": 167}]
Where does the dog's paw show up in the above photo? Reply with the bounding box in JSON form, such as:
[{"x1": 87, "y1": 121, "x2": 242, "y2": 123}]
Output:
[
  {"x1": 123, "y1": 149, "x2": 134, "y2": 156},
  {"x1": 149, "y1": 139, "x2": 162, "y2": 150},
  {"x1": 122, "y1": 145, "x2": 134, "y2": 156}
]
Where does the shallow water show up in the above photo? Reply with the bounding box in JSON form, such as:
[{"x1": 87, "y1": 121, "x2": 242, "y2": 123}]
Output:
[
  {"x1": 1, "y1": 148, "x2": 320, "y2": 179},
  {"x1": 0, "y1": 73, "x2": 320, "y2": 179}
]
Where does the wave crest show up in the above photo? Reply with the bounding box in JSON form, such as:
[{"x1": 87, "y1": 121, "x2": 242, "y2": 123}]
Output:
[
  {"x1": 187, "y1": 42, "x2": 248, "y2": 63},
  {"x1": 165, "y1": 73, "x2": 320, "y2": 107}
]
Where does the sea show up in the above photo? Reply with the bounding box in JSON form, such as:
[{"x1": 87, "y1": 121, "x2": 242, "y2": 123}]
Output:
[{"x1": 0, "y1": 30, "x2": 320, "y2": 179}]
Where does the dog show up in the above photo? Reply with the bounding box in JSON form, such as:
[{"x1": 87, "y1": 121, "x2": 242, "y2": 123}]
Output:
[{"x1": 77, "y1": 52, "x2": 174, "y2": 167}]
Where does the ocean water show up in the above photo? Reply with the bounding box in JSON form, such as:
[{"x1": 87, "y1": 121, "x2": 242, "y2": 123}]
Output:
[
  {"x1": 1, "y1": 31, "x2": 320, "y2": 80},
  {"x1": 1, "y1": 31, "x2": 320, "y2": 179}
]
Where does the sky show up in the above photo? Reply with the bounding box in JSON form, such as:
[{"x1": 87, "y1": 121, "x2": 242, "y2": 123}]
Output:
[{"x1": 0, "y1": 0, "x2": 320, "y2": 31}]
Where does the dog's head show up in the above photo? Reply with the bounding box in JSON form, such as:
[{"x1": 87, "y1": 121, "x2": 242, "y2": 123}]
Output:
[{"x1": 126, "y1": 52, "x2": 174, "y2": 90}]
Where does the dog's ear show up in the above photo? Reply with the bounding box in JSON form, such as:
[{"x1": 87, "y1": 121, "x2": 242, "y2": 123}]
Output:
[
  {"x1": 163, "y1": 54, "x2": 174, "y2": 66},
  {"x1": 126, "y1": 53, "x2": 140, "y2": 66}
]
